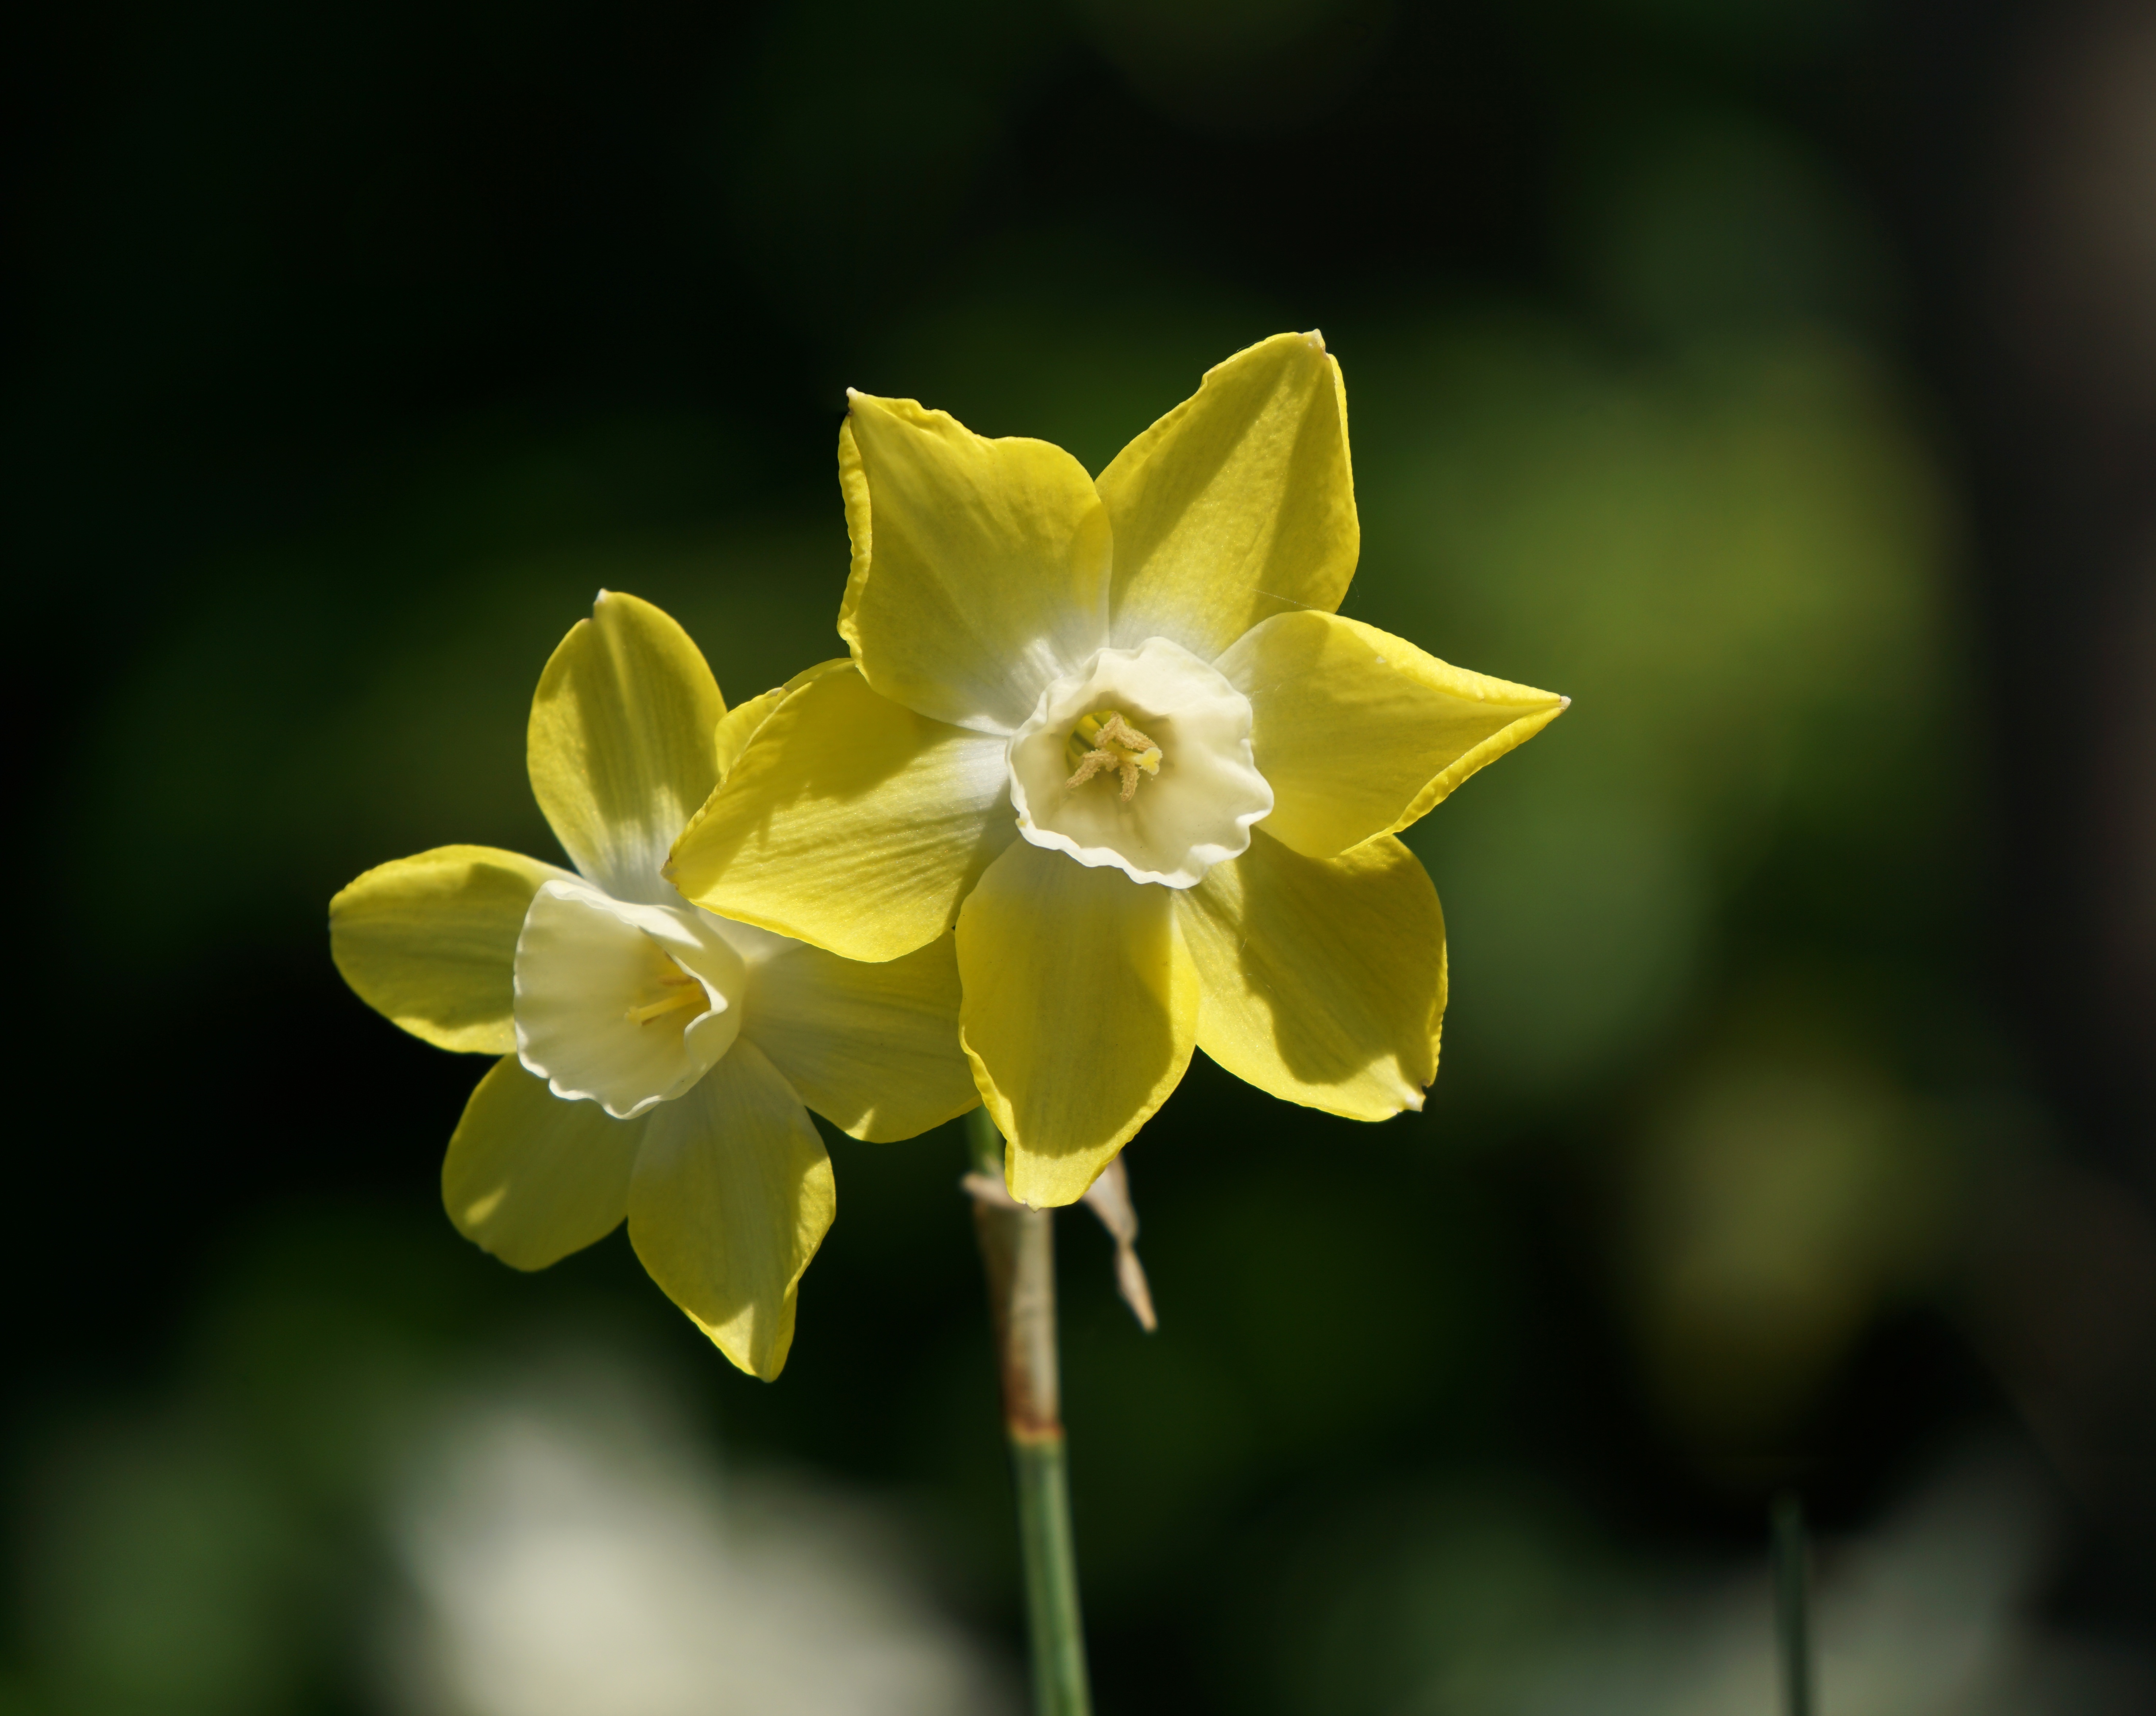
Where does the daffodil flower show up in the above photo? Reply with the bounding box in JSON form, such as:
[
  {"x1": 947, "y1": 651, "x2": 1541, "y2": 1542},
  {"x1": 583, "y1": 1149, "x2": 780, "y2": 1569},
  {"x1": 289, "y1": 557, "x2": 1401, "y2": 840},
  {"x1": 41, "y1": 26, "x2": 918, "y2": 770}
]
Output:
[
  {"x1": 330, "y1": 593, "x2": 977, "y2": 1378},
  {"x1": 666, "y1": 333, "x2": 1567, "y2": 1208}
]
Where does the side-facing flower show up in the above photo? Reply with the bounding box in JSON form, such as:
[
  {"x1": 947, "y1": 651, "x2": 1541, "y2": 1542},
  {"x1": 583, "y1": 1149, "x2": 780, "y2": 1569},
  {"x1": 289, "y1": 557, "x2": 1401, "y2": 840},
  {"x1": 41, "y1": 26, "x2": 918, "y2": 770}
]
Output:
[
  {"x1": 666, "y1": 334, "x2": 1567, "y2": 1208},
  {"x1": 329, "y1": 593, "x2": 977, "y2": 1378}
]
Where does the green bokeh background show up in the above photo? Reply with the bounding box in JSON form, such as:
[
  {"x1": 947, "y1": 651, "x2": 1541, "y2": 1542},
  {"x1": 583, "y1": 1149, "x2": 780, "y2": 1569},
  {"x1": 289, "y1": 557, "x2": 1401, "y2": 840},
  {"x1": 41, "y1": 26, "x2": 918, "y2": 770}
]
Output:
[{"x1": 11, "y1": 1, "x2": 2152, "y2": 1711}]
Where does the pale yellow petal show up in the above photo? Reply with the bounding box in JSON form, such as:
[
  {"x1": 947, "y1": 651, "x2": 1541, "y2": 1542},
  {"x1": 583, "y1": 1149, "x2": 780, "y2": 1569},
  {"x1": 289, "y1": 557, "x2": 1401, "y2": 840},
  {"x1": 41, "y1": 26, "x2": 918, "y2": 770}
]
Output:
[
  {"x1": 627, "y1": 1042, "x2": 835, "y2": 1381},
  {"x1": 956, "y1": 842, "x2": 1198, "y2": 1208},
  {"x1": 746, "y1": 932, "x2": 977, "y2": 1142},
  {"x1": 527, "y1": 590, "x2": 726, "y2": 902},
  {"x1": 711, "y1": 658, "x2": 854, "y2": 784},
  {"x1": 441, "y1": 1055, "x2": 647, "y2": 1268},
  {"x1": 1098, "y1": 331, "x2": 1357, "y2": 661},
  {"x1": 838, "y1": 393, "x2": 1112, "y2": 734},
  {"x1": 330, "y1": 845, "x2": 573, "y2": 1053},
  {"x1": 666, "y1": 663, "x2": 1014, "y2": 963},
  {"x1": 1177, "y1": 831, "x2": 1446, "y2": 1120},
  {"x1": 1215, "y1": 611, "x2": 1568, "y2": 857}
]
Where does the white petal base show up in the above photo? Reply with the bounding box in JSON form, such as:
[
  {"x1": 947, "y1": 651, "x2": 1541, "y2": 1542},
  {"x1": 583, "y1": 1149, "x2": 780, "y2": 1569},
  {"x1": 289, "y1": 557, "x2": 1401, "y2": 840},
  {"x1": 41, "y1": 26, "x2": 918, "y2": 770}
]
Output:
[{"x1": 1006, "y1": 637, "x2": 1272, "y2": 888}]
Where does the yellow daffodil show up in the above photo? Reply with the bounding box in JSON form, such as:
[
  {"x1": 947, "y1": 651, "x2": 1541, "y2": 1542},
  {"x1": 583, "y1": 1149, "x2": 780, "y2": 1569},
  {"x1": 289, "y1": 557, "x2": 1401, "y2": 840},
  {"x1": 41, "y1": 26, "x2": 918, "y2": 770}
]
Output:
[
  {"x1": 667, "y1": 334, "x2": 1567, "y2": 1207},
  {"x1": 330, "y1": 593, "x2": 977, "y2": 1378}
]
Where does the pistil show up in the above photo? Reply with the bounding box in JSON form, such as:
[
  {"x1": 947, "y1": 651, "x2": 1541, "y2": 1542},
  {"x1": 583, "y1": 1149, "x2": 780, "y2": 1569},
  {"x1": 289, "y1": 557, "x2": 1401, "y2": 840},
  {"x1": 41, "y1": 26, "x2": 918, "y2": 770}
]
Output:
[{"x1": 1064, "y1": 711, "x2": 1162, "y2": 803}]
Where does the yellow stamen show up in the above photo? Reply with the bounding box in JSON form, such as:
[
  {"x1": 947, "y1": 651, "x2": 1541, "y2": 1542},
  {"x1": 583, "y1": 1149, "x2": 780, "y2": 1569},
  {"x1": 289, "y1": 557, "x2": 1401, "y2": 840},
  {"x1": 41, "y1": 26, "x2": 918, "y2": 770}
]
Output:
[
  {"x1": 1065, "y1": 710, "x2": 1163, "y2": 803},
  {"x1": 624, "y1": 973, "x2": 706, "y2": 1026}
]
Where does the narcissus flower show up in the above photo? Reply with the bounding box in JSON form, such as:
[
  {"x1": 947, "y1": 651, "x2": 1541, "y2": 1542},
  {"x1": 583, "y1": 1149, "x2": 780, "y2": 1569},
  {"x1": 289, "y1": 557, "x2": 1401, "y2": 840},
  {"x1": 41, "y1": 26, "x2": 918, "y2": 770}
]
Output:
[
  {"x1": 331, "y1": 593, "x2": 976, "y2": 1378},
  {"x1": 667, "y1": 333, "x2": 1567, "y2": 1208}
]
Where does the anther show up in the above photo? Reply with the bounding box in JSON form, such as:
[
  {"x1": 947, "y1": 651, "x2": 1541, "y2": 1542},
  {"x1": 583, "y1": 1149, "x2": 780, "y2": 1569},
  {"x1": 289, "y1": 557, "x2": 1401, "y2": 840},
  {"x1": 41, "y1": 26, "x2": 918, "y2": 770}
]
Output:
[{"x1": 1065, "y1": 711, "x2": 1163, "y2": 803}]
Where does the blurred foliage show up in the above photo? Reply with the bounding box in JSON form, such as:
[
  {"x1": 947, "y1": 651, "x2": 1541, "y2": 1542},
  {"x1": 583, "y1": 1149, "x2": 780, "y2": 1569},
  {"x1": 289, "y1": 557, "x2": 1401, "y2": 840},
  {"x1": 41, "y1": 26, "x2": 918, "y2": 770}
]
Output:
[
  {"x1": 1231, "y1": 1448, "x2": 2146, "y2": 1714},
  {"x1": 1619, "y1": 986, "x2": 1958, "y2": 1446},
  {"x1": 1361, "y1": 319, "x2": 1952, "y2": 1098}
]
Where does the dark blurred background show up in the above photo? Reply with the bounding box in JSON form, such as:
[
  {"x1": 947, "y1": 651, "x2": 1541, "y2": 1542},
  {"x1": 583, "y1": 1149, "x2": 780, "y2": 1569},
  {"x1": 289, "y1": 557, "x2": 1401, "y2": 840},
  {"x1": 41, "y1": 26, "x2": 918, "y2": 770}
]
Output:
[{"x1": 8, "y1": 0, "x2": 2153, "y2": 1711}]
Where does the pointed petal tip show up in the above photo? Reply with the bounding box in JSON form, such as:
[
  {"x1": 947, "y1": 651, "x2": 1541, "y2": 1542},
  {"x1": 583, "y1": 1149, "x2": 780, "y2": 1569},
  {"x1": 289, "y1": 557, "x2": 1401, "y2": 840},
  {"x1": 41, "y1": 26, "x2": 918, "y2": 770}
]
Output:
[
  {"x1": 1559, "y1": 695, "x2": 1572, "y2": 709},
  {"x1": 1301, "y1": 329, "x2": 1327, "y2": 353}
]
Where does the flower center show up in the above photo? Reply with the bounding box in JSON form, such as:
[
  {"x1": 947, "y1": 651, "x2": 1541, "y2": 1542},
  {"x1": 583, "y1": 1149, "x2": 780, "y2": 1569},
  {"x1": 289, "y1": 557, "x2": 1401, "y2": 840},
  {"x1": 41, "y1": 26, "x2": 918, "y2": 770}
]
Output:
[
  {"x1": 1064, "y1": 710, "x2": 1162, "y2": 803},
  {"x1": 1006, "y1": 637, "x2": 1274, "y2": 889}
]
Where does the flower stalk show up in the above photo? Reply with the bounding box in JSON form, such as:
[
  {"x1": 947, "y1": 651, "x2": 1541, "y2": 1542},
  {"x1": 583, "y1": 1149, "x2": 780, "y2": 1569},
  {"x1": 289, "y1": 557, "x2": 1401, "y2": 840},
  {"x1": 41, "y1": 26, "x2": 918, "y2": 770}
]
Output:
[
  {"x1": 967, "y1": 1107, "x2": 1093, "y2": 1716},
  {"x1": 1772, "y1": 1490, "x2": 1814, "y2": 1716}
]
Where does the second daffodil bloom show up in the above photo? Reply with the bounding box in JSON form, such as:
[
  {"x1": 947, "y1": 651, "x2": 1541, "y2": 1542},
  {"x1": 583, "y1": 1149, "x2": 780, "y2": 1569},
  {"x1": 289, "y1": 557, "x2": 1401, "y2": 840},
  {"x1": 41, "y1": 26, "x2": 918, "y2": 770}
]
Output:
[
  {"x1": 329, "y1": 593, "x2": 977, "y2": 1379},
  {"x1": 667, "y1": 333, "x2": 1567, "y2": 1208}
]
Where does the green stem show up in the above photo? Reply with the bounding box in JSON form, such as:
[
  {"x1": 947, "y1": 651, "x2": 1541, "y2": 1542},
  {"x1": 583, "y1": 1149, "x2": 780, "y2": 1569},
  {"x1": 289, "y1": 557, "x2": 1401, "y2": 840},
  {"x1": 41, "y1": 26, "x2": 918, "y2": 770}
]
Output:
[
  {"x1": 968, "y1": 1108, "x2": 1094, "y2": 1716},
  {"x1": 1011, "y1": 1432, "x2": 1088, "y2": 1714},
  {"x1": 1771, "y1": 1490, "x2": 1813, "y2": 1716}
]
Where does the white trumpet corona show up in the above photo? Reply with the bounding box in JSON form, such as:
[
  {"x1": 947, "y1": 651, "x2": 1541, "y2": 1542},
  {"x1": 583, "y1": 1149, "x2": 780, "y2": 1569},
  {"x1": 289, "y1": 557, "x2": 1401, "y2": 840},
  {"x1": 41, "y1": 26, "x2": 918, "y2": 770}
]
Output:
[
  {"x1": 514, "y1": 877, "x2": 764, "y2": 1119},
  {"x1": 1006, "y1": 636, "x2": 1274, "y2": 889}
]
